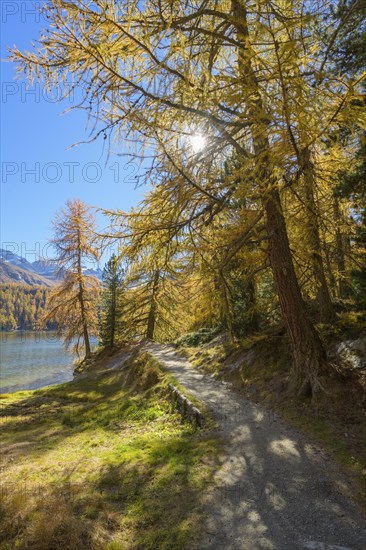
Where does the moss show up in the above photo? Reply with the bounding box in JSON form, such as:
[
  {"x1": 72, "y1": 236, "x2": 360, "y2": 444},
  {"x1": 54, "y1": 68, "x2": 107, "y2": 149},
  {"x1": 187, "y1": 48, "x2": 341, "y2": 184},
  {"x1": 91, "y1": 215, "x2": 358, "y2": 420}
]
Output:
[{"x1": 0, "y1": 351, "x2": 219, "y2": 549}]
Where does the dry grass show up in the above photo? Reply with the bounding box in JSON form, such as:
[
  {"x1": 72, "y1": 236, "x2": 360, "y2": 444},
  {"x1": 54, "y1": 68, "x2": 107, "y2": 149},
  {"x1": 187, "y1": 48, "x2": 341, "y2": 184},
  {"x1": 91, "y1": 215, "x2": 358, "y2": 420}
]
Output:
[{"x1": 0, "y1": 351, "x2": 218, "y2": 550}]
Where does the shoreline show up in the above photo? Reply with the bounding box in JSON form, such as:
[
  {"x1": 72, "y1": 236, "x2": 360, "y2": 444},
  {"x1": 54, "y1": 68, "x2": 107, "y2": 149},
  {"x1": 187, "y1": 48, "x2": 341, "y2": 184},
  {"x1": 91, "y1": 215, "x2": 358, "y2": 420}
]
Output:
[
  {"x1": 0, "y1": 372, "x2": 75, "y2": 395},
  {"x1": 1, "y1": 332, "x2": 99, "y2": 395},
  {"x1": 1, "y1": 330, "x2": 76, "y2": 395}
]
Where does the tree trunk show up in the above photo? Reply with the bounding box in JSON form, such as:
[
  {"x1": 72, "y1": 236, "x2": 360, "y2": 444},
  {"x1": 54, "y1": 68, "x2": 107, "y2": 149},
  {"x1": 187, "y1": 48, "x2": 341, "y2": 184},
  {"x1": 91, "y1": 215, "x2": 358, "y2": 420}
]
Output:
[
  {"x1": 77, "y1": 229, "x2": 91, "y2": 358},
  {"x1": 247, "y1": 279, "x2": 259, "y2": 332},
  {"x1": 219, "y1": 272, "x2": 235, "y2": 342},
  {"x1": 82, "y1": 305, "x2": 91, "y2": 357},
  {"x1": 232, "y1": 0, "x2": 326, "y2": 394},
  {"x1": 146, "y1": 270, "x2": 160, "y2": 340},
  {"x1": 323, "y1": 241, "x2": 337, "y2": 299},
  {"x1": 263, "y1": 189, "x2": 326, "y2": 394},
  {"x1": 78, "y1": 275, "x2": 91, "y2": 358},
  {"x1": 301, "y1": 147, "x2": 335, "y2": 322},
  {"x1": 333, "y1": 196, "x2": 348, "y2": 299},
  {"x1": 110, "y1": 279, "x2": 116, "y2": 348}
]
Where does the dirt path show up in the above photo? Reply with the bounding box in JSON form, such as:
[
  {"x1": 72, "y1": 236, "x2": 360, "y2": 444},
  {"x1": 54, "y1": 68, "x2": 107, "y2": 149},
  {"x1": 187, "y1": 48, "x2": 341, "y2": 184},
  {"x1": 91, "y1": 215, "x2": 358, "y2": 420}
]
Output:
[{"x1": 145, "y1": 342, "x2": 366, "y2": 550}]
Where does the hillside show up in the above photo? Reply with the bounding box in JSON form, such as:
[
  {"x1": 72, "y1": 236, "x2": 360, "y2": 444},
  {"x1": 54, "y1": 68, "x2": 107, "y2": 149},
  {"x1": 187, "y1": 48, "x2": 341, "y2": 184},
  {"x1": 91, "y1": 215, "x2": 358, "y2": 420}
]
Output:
[
  {"x1": 0, "y1": 248, "x2": 102, "y2": 287},
  {"x1": 0, "y1": 262, "x2": 56, "y2": 287},
  {"x1": 0, "y1": 284, "x2": 56, "y2": 330}
]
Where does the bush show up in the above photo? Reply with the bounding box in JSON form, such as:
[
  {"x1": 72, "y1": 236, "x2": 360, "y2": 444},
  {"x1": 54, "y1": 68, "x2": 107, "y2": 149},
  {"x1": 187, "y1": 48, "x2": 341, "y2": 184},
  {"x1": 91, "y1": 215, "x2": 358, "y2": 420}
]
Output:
[{"x1": 174, "y1": 327, "x2": 221, "y2": 347}]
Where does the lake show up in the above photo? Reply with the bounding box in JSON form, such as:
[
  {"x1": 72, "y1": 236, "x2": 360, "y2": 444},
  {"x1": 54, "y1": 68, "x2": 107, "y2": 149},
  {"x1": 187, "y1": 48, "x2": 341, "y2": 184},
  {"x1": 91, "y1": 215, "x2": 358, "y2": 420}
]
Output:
[{"x1": 0, "y1": 331, "x2": 94, "y2": 394}]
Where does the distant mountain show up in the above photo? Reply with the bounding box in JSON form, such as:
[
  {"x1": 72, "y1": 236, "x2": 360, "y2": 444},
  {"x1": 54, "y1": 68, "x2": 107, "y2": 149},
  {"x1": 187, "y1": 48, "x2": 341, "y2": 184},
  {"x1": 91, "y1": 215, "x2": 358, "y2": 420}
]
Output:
[
  {"x1": 31, "y1": 259, "x2": 64, "y2": 281},
  {"x1": 0, "y1": 261, "x2": 55, "y2": 287},
  {"x1": 0, "y1": 248, "x2": 38, "y2": 273},
  {"x1": 0, "y1": 249, "x2": 103, "y2": 287},
  {"x1": 84, "y1": 267, "x2": 103, "y2": 279}
]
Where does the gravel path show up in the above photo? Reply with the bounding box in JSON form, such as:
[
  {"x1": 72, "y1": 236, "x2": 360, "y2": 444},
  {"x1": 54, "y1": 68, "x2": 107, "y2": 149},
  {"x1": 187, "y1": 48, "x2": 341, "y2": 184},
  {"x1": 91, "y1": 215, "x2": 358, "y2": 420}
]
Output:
[{"x1": 145, "y1": 342, "x2": 366, "y2": 550}]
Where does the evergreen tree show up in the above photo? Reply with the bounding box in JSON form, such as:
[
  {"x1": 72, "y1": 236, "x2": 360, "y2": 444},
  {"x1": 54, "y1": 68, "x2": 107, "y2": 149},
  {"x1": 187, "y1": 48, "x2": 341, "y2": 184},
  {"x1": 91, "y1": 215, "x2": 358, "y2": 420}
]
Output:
[
  {"x1": 338, "y1": 144, "x2": 366, "y2": 312},
  {"x1": 99, "y1": 254, "x2": 125, "y2": 348},
  {"x1": 333, "y1": 0, "x2": 366, "y2": 312}
]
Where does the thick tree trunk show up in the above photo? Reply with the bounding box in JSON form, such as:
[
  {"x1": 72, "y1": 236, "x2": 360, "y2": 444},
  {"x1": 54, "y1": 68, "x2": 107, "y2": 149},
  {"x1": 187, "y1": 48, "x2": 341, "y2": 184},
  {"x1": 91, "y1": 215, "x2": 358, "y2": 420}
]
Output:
[
  {"x1": 82, "y1": 309, "x2": 91, "y2": 357},
  {"x1": 78, "y1": 270, "x2": 91, "y2": 358},
  {"x1": 146, "y1": 270, "x2": 160, "y2": 340},
  {"x1": 264, "y1": 189, "x2": 326, "y2": 394},
  {"x1": 301, "y1": 148, "x2": 335, "y2": 322},
  {"x1": 78, "y1": 278, "x2": 91, "y2": 358},
  {"x1": 232, "y1": 0, "x2": 326, "y2": 394}
]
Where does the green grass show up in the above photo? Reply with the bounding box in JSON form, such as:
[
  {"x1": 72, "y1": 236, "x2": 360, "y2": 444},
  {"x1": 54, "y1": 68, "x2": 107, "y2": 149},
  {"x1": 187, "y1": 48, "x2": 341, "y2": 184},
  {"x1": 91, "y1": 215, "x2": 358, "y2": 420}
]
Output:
[
  {"x1": 146, "y1": 355, "x2": 211, "y2": 423},
  {"x1": 0, "y1": 352, "x2": 218, "y2": 550}
]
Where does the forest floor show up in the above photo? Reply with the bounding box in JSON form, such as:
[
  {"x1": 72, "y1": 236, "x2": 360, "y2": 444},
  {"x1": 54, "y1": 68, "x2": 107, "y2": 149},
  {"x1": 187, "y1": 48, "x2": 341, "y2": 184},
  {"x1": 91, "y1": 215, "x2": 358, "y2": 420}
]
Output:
[{"x1": 145, "y1": 342, "x2": 366, "y2": 550}]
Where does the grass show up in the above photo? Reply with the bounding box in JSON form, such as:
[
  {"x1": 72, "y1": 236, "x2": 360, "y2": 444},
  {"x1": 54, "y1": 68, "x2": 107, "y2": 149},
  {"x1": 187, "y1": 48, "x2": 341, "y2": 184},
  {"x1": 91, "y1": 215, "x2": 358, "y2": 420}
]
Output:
[
  {"x1": 147, "y1": 356, "x2": 211, "y2": 423},
  {"x1": 0, "y1": 351, "x2": 219, "y2": 550},
  {"x1": 178, "y1": 333, "x2": 366, "y2": 511}
]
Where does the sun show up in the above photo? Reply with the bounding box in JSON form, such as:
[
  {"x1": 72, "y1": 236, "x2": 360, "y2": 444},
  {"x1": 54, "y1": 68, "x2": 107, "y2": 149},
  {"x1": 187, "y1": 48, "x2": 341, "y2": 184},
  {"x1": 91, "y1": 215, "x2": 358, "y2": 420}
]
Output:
[{"x1": 189, "y1": 134, "x2": 206, "y2": 153}]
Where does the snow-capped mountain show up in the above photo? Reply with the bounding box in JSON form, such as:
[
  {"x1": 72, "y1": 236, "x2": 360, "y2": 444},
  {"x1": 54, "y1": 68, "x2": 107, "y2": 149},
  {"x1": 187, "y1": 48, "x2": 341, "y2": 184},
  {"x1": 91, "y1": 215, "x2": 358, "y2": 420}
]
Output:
[
  {"x1": 31, "y1": 259, "x2": 63, "y2": 280},
  {"x1": 0, "y1": 248, "x2": 38, "y2": 273},
  {"x1": 0, "y1": 249, "x2": 102, "y2": 287},
  {"x1": 84, "y1": 267, "x2": 103, "y2": 279}
]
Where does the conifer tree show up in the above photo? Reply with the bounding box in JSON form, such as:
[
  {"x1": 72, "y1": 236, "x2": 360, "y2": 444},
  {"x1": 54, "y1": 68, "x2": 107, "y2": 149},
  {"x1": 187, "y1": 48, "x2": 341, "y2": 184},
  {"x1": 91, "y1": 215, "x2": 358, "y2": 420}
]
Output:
[
  {"x1": 99, "y1": 254, "x2": 125, "y2": 348},
  {"x1": 11, "y1": 1, "x2": 365, "y2": 393},
  {"x1": 122, "y1": 245, "x2": 182, "y2": 343},
  {"x1": 333, "y1": 0, "x2": 366, "y2": 311},
  {"x1": 44, "y1": 199, "x2": 100, "y2": 359}
]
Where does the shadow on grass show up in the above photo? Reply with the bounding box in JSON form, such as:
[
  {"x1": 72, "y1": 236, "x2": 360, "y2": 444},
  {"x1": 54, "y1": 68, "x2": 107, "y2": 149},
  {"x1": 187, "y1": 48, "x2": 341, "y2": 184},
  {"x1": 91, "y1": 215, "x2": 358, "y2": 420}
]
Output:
[
  {"x1": 0, "y1": 431, "x2": 217, "y2": 549},
  {"x1": 0, "y1": 353, "x2": 218, "y2": 549}
]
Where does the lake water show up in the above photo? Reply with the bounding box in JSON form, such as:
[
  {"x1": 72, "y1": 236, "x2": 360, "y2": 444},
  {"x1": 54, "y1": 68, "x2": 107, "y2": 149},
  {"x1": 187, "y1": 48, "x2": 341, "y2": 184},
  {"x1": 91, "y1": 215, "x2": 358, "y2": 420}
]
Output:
[{"x1": 0, "y1": 331, "x2": 88, "y2": 394}]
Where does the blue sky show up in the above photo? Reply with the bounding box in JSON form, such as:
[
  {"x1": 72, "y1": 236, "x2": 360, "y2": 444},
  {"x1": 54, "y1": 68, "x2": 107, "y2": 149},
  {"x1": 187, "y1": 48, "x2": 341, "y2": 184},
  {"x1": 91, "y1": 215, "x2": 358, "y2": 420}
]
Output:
[{"x1": 0, "y1": 2, "x2": 146, "y2": 266}]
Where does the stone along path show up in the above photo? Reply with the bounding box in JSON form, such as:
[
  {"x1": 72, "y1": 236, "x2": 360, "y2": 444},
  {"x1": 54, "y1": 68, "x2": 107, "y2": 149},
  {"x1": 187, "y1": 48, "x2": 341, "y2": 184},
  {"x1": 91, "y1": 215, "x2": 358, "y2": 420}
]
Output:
[{"x1": 145, "y1": 343, "x2": 366, "y2": 550}]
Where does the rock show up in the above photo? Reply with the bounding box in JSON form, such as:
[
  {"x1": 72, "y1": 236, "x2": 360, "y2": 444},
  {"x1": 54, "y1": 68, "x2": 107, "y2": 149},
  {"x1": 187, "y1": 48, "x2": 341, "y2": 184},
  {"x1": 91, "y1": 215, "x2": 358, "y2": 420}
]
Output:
[{"x1": 336, "y1": 337, "x2": 366, "y2": 370}]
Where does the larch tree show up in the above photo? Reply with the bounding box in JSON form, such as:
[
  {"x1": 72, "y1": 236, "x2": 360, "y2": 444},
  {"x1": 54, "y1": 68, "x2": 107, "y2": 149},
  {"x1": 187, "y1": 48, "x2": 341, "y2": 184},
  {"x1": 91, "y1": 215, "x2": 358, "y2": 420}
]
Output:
[
  {"x1": 11, "y1": 0, "x2": 365, "y2": 394},
  {"x1": 44, "y1": 199, "x2": 100, "y2": 359},
  {"x1": 117, "y1": 206, "x2": 184, "y2": 343}
]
